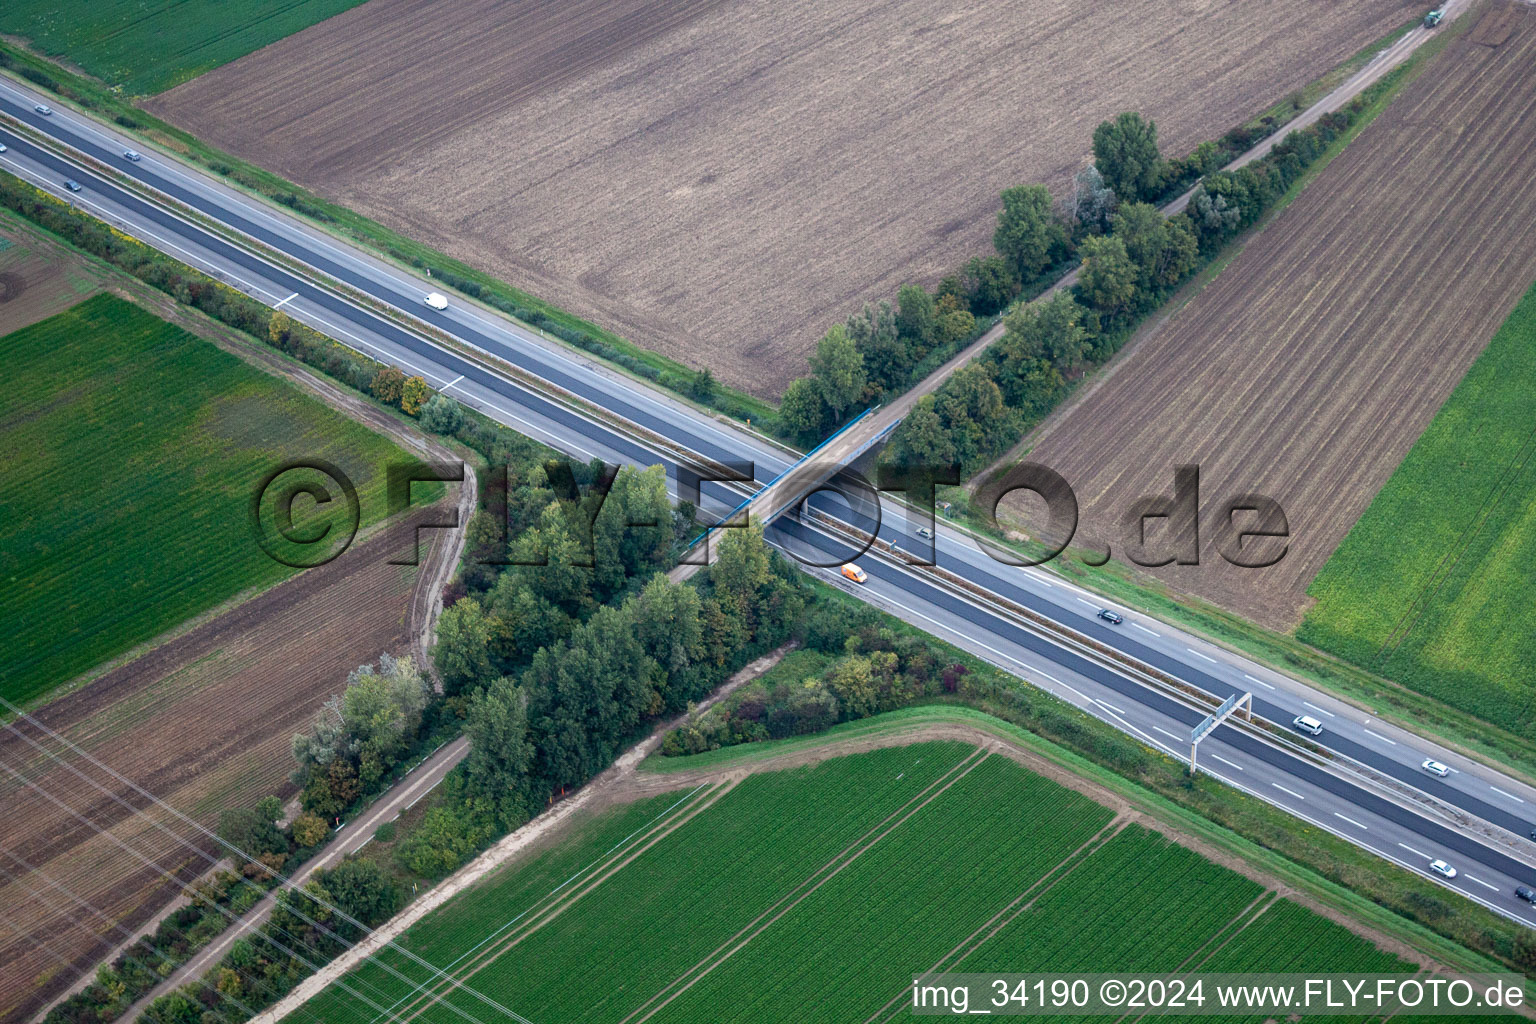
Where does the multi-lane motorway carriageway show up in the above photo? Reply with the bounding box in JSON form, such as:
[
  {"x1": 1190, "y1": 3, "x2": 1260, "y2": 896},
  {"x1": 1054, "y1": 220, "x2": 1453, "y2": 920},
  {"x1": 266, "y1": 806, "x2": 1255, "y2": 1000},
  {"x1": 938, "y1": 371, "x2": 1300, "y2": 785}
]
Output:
[{"x1": 4, "y1": 77, "x2": 1536, "y2": 924}]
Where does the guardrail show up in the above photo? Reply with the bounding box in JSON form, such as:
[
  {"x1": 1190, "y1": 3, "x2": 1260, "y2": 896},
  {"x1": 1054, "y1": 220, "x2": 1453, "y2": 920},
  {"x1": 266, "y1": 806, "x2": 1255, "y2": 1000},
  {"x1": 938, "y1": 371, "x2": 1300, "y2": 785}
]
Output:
[
  {"x1": 0, "y1": 107, "x2": 737, "y2": 486},
  {"x1": 804, "y1": 506, "x2": 1536, "y2": 863}
]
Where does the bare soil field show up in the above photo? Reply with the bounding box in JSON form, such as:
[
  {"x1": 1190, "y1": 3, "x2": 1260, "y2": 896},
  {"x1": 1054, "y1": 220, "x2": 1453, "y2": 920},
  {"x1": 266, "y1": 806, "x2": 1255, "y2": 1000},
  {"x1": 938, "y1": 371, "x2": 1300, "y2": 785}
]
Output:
[
  {"x1": 0, "y1": 523, "x2": 419, "y2": 1024},
  {"x1": 0, "y1": 220, "x2": 109, "y2": 335},
  {"x1": 148, "y1": 0, "x2": 1418, "y2": 397},
  {"x1": 1005, "y1": 2, "x2": 1536, "y2": 630}
]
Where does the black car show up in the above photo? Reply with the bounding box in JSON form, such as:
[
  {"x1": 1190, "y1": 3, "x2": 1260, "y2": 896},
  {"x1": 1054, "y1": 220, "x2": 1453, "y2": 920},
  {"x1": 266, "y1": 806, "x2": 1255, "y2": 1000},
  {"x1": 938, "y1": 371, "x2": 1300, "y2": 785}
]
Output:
[
  {"x1": 1097, "y1": 608, "x2": 1124, "y2": 625},
  {"x1": 64, "y1": 180, "x2": 82, "y2": 192},
  {"x1": 1516, "y1": 886, "x2": 1536, "y2": 904}
]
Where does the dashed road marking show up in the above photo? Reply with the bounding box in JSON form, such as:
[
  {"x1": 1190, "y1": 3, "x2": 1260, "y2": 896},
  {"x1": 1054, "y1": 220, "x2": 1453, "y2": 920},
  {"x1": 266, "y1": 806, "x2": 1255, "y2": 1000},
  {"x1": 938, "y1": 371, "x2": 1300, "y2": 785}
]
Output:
[
  {"x1": 1333, "y1": 812, "x2": 1367, "y2": 830},
  {"x1": 1272, "y1": 783, "x2": 1304, "y2": 800},
  {"x1": 1186, "y1": 648, "x2": 1217, "y2": 664}
]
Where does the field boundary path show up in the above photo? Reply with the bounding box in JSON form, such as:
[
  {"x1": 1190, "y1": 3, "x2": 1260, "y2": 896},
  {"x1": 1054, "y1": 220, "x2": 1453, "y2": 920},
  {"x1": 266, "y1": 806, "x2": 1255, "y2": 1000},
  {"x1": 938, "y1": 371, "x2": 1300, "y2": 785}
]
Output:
[
  {"x1": 250, "y1": 705, "x2": 1459, "y2": 1024},
  {"x1": 114, "y1": 735, "x2": 471, "y2": 1024},
  {"x1": 791, "y1": 0, "x2": 1471, "y2": 496}
]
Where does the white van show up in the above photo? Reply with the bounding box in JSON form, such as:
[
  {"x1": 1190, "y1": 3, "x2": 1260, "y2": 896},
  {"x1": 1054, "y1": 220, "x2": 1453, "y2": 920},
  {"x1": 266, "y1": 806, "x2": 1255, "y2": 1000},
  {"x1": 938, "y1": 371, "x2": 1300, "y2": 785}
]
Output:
[
  {"x1": 1292, "y1": 714, "x2": 1324, "y2": 737},
  {"x1": 424, "y1": 292, "x2": 448, "y2": 310}
]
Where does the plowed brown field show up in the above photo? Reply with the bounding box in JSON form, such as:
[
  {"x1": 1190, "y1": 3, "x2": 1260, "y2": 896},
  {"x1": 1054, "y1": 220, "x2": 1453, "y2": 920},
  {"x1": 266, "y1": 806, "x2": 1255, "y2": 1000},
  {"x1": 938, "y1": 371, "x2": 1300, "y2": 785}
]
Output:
[
  {"x1": 1009, "y1": 2, "x2": 1536, "y2": 630},
  {"x1": 148, "y1": 0, "x2": 1418, "y2": 397},
  {"x1": 0, "y1": 524, "x2": 419, "y2": 1024}
]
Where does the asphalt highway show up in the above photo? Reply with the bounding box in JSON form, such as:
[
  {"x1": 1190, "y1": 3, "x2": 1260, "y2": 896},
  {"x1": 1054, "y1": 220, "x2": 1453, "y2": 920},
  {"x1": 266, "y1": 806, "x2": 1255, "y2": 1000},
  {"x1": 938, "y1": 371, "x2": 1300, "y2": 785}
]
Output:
[{"x1": 4, "y1": 73, "x2": 1535, "y2": 925}]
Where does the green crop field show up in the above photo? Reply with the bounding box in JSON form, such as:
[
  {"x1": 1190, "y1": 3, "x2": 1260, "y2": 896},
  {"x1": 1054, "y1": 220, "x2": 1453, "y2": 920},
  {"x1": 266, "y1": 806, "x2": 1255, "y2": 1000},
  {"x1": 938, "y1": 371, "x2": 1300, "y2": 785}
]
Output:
[
  {"x1": 0, "y1": 294, "x2": 425, "y2": 706},
  {"x1": 0, "y1": 0, "x2": 367, "y2": 94},
  {"x1": 298, "y1": 742, "x2": 1414, "y2": 1024},
  {"x1": 1299, "y1": 278, "x2": 1536, "y2": 739}
]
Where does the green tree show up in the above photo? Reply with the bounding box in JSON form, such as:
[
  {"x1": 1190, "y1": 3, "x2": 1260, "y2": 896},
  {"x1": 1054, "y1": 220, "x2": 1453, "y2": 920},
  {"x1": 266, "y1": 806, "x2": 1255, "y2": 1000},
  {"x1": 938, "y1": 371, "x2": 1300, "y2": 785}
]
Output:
[
  {"x1": 628, "y1": 574, "x2": 704, "y2": 683},
  {"x1": 1108, "y1": 201, "x2": 1167, "y2": 291},
  {"x1": 826, "y1": 655, "x2": 879, "y2": 719},
  {"x1": 319, "y1": 859, "x2": 400, "y2": 929},
  {"x1": 844, "y1": 300, "x2": 905, "y2": 392},
  {"x1": 216, "y1": 803, "x2": 286, "y2": 861},
  {"x1": 418, "y1": 394, "x2": 465, "y2": 434},
  {"x1": 993, "y1": 184, "x2": 1065, "y2": 282},
  {"x1": 433, "y1": 598, "x2": 497, "y2": 695},
  {"x1": 340, "y1": 654, "x2": 429, "y2": 779},
  {"x1": 997, "y1": 291, "x2": 1089, "y2": 375},
  {"x1": 463, "y1": 675, "x2": 535, "y2": 822},
  {"x1": 688, "y1": 367, "x2": 716, "y2": 401},
  {"x1": 961, "y1": 255, "x2": 1018, "y2": 316},
  {"x1": 779, "y1": 376, "x2": 830, "y2": 445},
  {"x1": 808, "y1": 323, "x2": 867, "y2": 419},
  {"x1": 1075, "y1": 235, "x2": 1139, "y2": 323},
  {"x1": 291, "y1": 812, "x2": 329, "y2": 848},
  {"x1": 1093, "y1": 112, "x2": 1163, "y2": 202},
  {"x1": 895, "y1": 284, "x2": 937, "y2": 352},
  {"x1": 884, "y1": 395, "x2": 955, "y2": 470}
]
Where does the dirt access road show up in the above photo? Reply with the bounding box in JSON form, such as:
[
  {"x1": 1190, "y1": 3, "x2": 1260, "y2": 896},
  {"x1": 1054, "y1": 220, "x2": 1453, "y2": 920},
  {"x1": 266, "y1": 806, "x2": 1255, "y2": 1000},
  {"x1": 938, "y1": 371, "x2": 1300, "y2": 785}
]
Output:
[
  {"x1": 3, "y1": 298, "x2": 475, "y2": 1024},
  {"x1": 1011, "y1": 0, "x2": 1536, "y2": 630},
  {"x1": 149, "y1": 0, "x2": 1419, "y2": 398}
]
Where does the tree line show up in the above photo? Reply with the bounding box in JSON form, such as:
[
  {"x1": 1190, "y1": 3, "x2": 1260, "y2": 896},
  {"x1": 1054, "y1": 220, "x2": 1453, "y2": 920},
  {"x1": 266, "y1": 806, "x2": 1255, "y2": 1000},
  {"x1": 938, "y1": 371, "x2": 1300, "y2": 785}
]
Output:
[
  {"x1": 883, "y1": 101, "x2": 1370, "y2": 478},
  {"x1": 777, "y1": 99, "x2": 1364, "y2": 455}
]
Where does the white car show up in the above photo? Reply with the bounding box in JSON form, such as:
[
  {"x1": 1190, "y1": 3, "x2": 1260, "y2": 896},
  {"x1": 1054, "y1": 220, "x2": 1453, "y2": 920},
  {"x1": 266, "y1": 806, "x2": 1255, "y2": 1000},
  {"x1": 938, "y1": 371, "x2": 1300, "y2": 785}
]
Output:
[
  {"x1": 424, "y1": 291, "x2": 448, "y2": 310},
  {"x1": 1421, "y1": 758, "x2": 1450, "y2": 777},
  {"x1": 0, "y1": 143, "x2": 7, "y2": 153},
  {"x1": 1429, "y1": 859, "x2": 1457, "y2": 879},
  {"x1": 35, "y1": 104, "x2": 52, "y2": 116},
  {"x1": 1292, "y1": 714, "x2": 1324, "y2": 737}
]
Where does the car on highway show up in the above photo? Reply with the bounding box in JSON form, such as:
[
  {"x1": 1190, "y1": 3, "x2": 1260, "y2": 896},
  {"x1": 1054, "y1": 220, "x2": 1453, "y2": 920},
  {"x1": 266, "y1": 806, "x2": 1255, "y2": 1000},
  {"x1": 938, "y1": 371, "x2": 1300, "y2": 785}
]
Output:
[
  {"x1": 916, "y1": 526, "x2": 934, "y2": 540},
  {"x1": 123, "y1": 149, "x2": 142, "y2": 162},
  {"x1": 1292, "y1": 714, "x2": 1324, "y2": 737},
  {"x1": 840, "y1": 563, "x2": 868, "y2": 584},
  {"x1": 1097, "y1": 608, "x2": 1124, "y2": 625},
  {"x1": 1516, "y1": 886, "x2": 1536, "y2": 904},
  {"x1": 1429, "y1": 859, "x2": 1457, "y2": 879},
  {"x1": 35, "y1": 104, "x2": 52, "y2": 116},
  {"x1": 1421, "y1": 758, "x2": 1450, "y2": 777},
  {"x1": 64, "y1": 179, "x2": 81, "y2": 192},
  {"x1": 0, "y1": 143, "x2": 7, "y2": 153},
  {"x1": 424, "y1": 291, "x2": 449, "y2": 310}
]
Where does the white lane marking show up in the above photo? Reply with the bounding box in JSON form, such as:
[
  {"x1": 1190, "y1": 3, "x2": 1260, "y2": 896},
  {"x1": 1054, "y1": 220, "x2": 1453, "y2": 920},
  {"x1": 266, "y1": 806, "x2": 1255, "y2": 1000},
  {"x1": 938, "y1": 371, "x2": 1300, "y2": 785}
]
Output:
[
  {"x1": 1185, "y1": 648, "x2": 1217, "y2": 664},
  {"x1": 1153, "y1": 726, "x2": 1183, "y2": 741},
  {"x1": 1076, "y1": 598, "x2": 1099, "y2": 608},
  {"x1": 1397, "y1": 842, "x2": 1430, "y2": 860},
  {"x1": 1202, "y1": 747, "x2": 1528, "y2": 927},
  {"x1": 1243, "y1": 673, "x2": 1275, "y2": 690},
  {"x1": 1132, "y1": 623, "x2": 1160, "y2": 638},
  {"x1": 353, "y1": 836, "x2": 373, "y2": 852},
  {"x1": 1302, "y1": 701, "x2": 1335, "y2": 718},
  {"x1": 441, "y1": 374, "x2": 465, "y2": 393},
  {"x1": 1333, "y1": 812, "x2": 1368, "y2": 830},
  {"x1": 1057, "y1": 682, "x2": 1088, "y2": 702},
  {"x1": 1271, "y1": 782, "x2": 1305, "y2": 800},
  {"x1": 1362, "y1": 728, "x2": 1397, "y2": 745},
  {"x1": 1465, "y1": 875, "x2": 1500, "y2": 892},
  {"x1": 5, "y1": 84, "x2": 778, "y2": 473},
  {"x1": 274, "y1": 292, "x2": 299, "y2": 309},
  {"x1": 1094, "y1": 699, "x2": 1126, "y2": 716},
  {"x1": 1210, "y1": 754, "x2": 1244, "y2": 772},
  {"x1": 1491, "y1": 786, "x2": 1526, "y2": 804}
]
